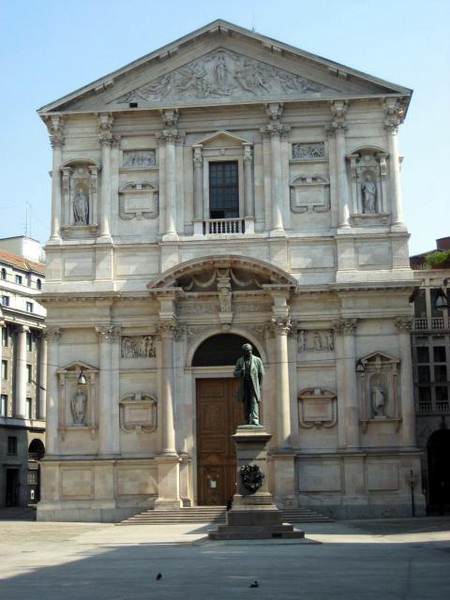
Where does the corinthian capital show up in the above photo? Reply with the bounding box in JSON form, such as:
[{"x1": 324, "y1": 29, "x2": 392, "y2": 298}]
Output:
[
  {"x1": 384, "y1": 99, "x2": 406, "y2": 131},
  {"x1": 45, "y1": 327, "x2": 62, "y2": 341},
  {"x1": 95, "y1": 325, "x2": 121, "y2": 341},
  {"x1": 98, "y1": 113, "x2": 114, "y2": 144},
  {"x1": 333, "y1": 318, "x2": 357, "y2": 335},
  {"x1": 270, "y1": 316, "x2": 293, "y2": 336},
  {"x1": 329, "y1": 100, "x2": 348, "y2": 132},
  {"x1": 156, "y1": 319, "x2": 178, "y2": 339},
  {"x1": 394, "y1": 316, "x2": 413, "y2": 331},
  {"x1": 45, "y1": 115, "x2": 65, "y2": 148}
]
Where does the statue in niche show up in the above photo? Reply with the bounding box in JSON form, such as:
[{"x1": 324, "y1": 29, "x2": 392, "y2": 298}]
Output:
[
  {"x1": 71, "y1": 387, "x2": 87, "y2": 424},
  {"x1": 73, "y1": 187, "x2": 89, "y2": 225},
  {"x1": 234, "y1": 343, "x2": 264, "y2": 426},
  {"x1": 371, "y1": 381, "x2": 386, "y2": 417},
  {"x1": 361, "y1": 174, "x2": 377, "y2": 213}
]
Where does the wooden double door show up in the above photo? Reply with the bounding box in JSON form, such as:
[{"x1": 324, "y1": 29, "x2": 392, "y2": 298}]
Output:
[{"x1": 196, "y1": 378, "x2": 242, "y2": 505}]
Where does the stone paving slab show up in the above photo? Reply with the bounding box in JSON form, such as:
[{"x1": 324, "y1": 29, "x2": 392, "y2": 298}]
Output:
[{"x1": 0, "y1": 513, "x2": 449, "y2": 599}]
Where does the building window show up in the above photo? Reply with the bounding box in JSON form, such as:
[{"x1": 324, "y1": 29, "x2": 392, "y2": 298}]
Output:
[
  {"x1": 1, "y1": 360, "x2": 8, "y2": 379},
  {"x1": 7, "y1": 436, "x2": 17, "y2": 455},
  {"x1": 15, "y1": 274, "x2": 22, "y2": 285},
  {"x1": 2, "y1": 296, "x2": 9, "y2": 307},
  {"x1": 0, "y1": 394, "x2": 7, "y2": 416},
  {"x1": 209, "y1": 161, "x2": 239, "y2": 219},
  {"x1": 26, "y1": 273, "x2": 32, "y2": 287},
  {"x1": 2, "y1": 327, "x2": 9, "y2": 347},
  {"x1": 26, "y1": 331, "x2": 33, "y2": 351},
  {"x1": 26, "y1": 302, "x2": 33, "y2": 313},
  {"x1": 1, "y1": 268, "x2": 6, "y2": 280},
  {"x1": 36, "y1": 279, "x2": 42, "y2": 290},
  {"x1": 26, "y1": 397, "x2": 33, "y2": 419},
  {"x1": 414, "y1": 342, "x2": 450, "y2": 413},
  {"x1": 26, "y1": 364, "x2": 32, "y2": 383}
]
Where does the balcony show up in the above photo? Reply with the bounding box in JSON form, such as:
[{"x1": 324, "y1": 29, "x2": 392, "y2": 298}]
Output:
[
  {"x1": 413, "y1": 317, "x2": 449, "y2": 332},
  {"x1": 193, "y1": 217, "x2": 255, "y2": 236}
]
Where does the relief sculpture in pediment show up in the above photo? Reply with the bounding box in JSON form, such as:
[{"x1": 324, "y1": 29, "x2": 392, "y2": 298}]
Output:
[{"x1": 114, "y1": 49, "x2": 332, "y2": 105}]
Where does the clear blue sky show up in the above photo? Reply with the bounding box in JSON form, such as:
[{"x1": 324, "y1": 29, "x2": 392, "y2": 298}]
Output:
[{"x1": 0, "y1": 0, "x2": 448, "y2": 255}]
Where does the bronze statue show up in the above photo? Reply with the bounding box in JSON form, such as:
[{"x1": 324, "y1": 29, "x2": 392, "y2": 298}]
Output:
[{"x1": 234, "y1": 343, "x2": 264, "y2": 425}]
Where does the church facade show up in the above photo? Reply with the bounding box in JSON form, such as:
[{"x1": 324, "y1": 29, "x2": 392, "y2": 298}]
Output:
[{"x1": 37, "y1": 20, "x2": 424, "y2": 521}]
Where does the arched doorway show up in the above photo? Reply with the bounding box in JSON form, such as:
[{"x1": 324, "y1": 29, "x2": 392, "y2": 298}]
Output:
[
  {"x1": 427, "y1": 429, "x2": 450, "y2": 513},
  {"x1": 193, "y1": 333, "x2": 261, "y2": 505},
  {"x1": 28, "y1": 439, "x2": 45, "y2": 504}
]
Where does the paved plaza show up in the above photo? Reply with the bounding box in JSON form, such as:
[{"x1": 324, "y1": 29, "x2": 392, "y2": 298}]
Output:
[{"x1": 0, "y1": 510, "x2": 449, "y2": 599}]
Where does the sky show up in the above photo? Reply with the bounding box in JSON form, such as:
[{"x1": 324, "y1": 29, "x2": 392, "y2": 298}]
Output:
[{"x1": 0, "y1": 0, "x2": 448, "y2": 255}]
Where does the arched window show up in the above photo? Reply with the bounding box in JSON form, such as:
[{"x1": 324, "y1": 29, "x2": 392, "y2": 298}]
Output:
[{"x1": 193, "y1": 333, "x2": 260, "y2": 366}]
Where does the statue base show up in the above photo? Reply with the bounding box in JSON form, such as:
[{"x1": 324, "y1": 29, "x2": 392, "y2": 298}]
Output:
[{"x1": 209, "y1": 425, "x2": 304, "y2": 540}]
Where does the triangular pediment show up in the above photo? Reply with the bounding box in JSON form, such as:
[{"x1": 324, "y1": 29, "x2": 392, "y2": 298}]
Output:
[
  {"x1": 198, "y1": 130, "x2": 250, "y2": 148},
  {"x1": 39, "y1": 20, "x2": 411, "y2": 115}
]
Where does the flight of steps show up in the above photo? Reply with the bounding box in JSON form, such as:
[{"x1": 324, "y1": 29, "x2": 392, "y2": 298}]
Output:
[{"x1": 118, "y1": 506, "x2": 332, "y2": 526}]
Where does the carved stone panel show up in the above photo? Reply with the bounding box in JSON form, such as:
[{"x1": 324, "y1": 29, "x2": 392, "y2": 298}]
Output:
[
  {"x1": 113, "y1": 48, "x2": 332, "y2": 106},
  {"x1": 122, "y1": 150, "x2": 157, "y2": 168},
  {"x1": 298, "y1": 387, "x2": 337, "y2": 429},
  {"x1": 298, "y1": 329, "x2": 335, "y2": 352},
  {"x1": 119, "y1": 182, "x2": 159, "y2": 220},
  {"x1": 121, "y1": 335, "x2": 156, "y2": 358},
  {"x1": 119, "y1": 393, "x2": 157, "y2": 433},
  {"x1": 290, "y1": 175, "x2": 330, "y2": 213},
  {"x1": 292, "y1": 142, "x2": 326, "y2": 160}
]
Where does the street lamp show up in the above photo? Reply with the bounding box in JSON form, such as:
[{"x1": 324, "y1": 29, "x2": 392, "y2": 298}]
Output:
[{"x1": 434, "y1": 278, "x2": 449, "y2": 311}]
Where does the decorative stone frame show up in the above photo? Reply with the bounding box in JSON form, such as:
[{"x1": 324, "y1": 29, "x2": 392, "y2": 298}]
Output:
[
  {"x1": 119, "y1": 392, "x2": 158, "y2": 433},
  {"x1": 298, "y1": 387, "x2": 337, "y2": 429},
  {"x1": 290, "y1": 175, "x2": 330, "y2": 213},
  {"x1": 56, "y1": 361, "x2": 99, "y2": 439},
  {"x1": 347, "y1": 148, "x2": 389, "y2": 224},
  {"x1": 119, "y1": 181, "x2": 159, "y2": 220},
  {"x1": 60, "y1": 160, "x2": 99, "y2": 236},
  {"x1": 357, "y1": 351, "x2": 401, "y2": 432},
  {"x1": 192, "y1": 131, "x2": 255, "y2": 235}
]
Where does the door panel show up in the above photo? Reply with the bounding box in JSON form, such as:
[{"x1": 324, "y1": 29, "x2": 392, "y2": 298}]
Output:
[{"x1": 197, "y1": 378, "x2": 241, "y2": 505}]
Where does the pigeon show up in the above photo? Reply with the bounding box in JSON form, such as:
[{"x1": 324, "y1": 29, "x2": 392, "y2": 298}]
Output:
[
  {"x1": 250, "y1": 581, "x2": 259, "y2": 588},
  {"x1": 156, "y1": 573, "x2": 162, "y2": 581}
]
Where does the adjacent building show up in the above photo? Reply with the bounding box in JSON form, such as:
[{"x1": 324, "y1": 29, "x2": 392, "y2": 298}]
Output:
[
  {"x1": 0, "y1": 237, "x2": 46, "y2": 507},
  {"x1": 410, "y1": 237, "x2": 450, "y2": 513},
  {"x1": 37, "y1": 20, "x2": 424, "y2": 521}
]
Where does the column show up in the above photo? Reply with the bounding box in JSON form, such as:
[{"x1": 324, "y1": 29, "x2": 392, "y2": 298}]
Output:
[
  {"x1": 44, "y1": 328, "x2": 61, "y2": 455},
  {"x1": 98, "y1": 113, "x2": 113, "y2": 239},
  {"x1": 15, "y1": 325, "x2": 28, "y2": 418},
  {"x1": 38, "y1": 333, "x2": 47, "y2": 419},
  {"x1": 271, "y1": 317, "x2": 293, "y2": 448},
  {"x1": 243, "y1": 143, "x2": 253, "y2": 218},
  {"x1": 95, "y1": 326, "x2": 114, "y2": 455},
  {"x1": 193, "y1": 145, "x2": 203, "y2": 222},
  {"x1": 47, "y1": 116, "x2": 64, "y2": 240},
  {"x1": 335, "y1": 319, "x2": 359, "y2": 448},
  {"x1": 110, "y1": 327, "x2": 121, "y2": 455},
  {"x1": 330, "y1": 101, "x2": 350, "y2": 229},
  {"x1": 158, "y1": 109, "x2": 180, "y2": 241},
  {"x1": 384, "y1": 100, "x2": 405, "y2": 228},
  {"x1": 263, "y1": 103, "x2": 286, "y2": 236},
  {"x1": 395, "y1": 317, "x2": 416, "y2": 447},
  {"x1": 157, "y1": 320, "x2": 177, "y2": 456}
]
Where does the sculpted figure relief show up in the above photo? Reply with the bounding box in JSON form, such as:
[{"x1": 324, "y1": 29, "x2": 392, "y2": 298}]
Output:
[
  {"x1": 361, "y1": 174, "x2": 377, "y2": 213},
  {"x1": 234, "y1": 343, "x2": 264, "y2": 426},
  {"x1": 118, "y1": 49, "x2": 328, "y2": 105},
  {"x1": 372, "y1": 382, "x2": 386, "y2": 417},
  {"x1": 71, "y1": 388, "x2": 87, "y2": 425},
  {"x1": 73, "y1": 188, "x2": 89, "y2": 225}
]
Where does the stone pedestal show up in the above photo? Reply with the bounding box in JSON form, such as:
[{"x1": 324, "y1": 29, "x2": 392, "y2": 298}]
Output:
[{"x1": 209, "y1": 426, "x2": 304, "y2": 540}]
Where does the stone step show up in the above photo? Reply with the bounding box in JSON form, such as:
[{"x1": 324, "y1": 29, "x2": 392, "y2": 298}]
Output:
[{"x1": 118, "y1": 506, "x2": 332, "y2": 525}]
